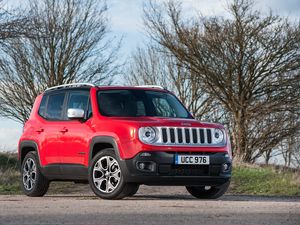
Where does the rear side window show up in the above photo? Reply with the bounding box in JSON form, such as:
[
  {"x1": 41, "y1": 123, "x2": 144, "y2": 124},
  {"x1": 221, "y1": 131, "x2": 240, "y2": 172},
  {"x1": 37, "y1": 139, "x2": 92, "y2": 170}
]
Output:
[
  {"x1": 45, "y1": 93, "x2": 66, "y2": 120},
  {"x1": 38, "y1": 95, "x2": 48, "y2": 118}
]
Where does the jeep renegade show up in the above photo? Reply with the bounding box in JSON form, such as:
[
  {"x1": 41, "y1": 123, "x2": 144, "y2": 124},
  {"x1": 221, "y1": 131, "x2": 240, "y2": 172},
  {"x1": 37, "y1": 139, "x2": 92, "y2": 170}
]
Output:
[{"x1": 19, "y1": 83, "x2": 232, "y2": 199}]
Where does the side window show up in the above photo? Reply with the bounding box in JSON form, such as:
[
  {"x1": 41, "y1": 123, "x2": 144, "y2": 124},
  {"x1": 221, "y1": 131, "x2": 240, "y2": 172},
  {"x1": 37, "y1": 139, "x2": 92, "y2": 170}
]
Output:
[
  {"x1": 67, "y1": 91, "x2": 89, "y2": 118},
  {"x1": 38, "y1": 95, "x2": 48, "y2": 118},
  {"x1": 45, "y1": 92, "x2": 66, "y2": 120}
]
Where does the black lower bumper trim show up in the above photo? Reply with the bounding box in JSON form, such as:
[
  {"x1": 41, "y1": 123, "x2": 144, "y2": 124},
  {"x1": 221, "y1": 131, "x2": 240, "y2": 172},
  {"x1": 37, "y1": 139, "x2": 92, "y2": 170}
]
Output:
[{"x1": 120, "y1": 151, "x2": 232, "y2": 186}]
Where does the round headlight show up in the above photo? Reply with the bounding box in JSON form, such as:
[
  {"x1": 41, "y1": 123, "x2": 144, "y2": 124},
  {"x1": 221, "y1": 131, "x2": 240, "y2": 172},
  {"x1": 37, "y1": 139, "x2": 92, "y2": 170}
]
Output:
[
  {"x1": 138, "y1": 127, "x2": 158, "y2": 144},
  {"x1": 212, "y1": 128, "x2": 224, "y2": 144}
]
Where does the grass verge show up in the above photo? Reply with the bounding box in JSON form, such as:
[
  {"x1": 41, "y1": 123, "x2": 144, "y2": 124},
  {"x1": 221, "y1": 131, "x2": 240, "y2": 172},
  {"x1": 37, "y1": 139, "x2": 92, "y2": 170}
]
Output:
[
  {"x1": 0, "y1": 152, "x2": 299, "y2": 196},
  {"x1": 0, "y1": 152, "x2": 20, "y2": 194},
  {"x1": 230, "y1": 164, "x2": 300, "y2": 196}
]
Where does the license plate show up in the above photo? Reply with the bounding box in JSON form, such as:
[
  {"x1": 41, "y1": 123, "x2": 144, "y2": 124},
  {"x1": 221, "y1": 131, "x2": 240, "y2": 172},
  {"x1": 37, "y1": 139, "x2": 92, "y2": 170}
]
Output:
[{"x1": 175, "y1": 155, "x2": 210, "y2": 165}]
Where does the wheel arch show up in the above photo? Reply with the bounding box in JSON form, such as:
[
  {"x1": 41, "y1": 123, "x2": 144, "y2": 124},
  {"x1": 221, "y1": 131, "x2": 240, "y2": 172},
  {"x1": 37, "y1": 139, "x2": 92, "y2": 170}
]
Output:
[
  {"x1": 19, "y1": 140, "x2": 41, "y2": 165},
  {"x1": 89, "y1": 136, "x2": 122, "y2": 166}
]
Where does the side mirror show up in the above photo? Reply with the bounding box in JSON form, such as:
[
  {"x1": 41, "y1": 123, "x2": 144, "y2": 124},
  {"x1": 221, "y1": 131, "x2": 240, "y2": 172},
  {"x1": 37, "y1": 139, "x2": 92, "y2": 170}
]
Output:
[{"x1": 67, "y1": 108, "x2": 85, "y2": 119}]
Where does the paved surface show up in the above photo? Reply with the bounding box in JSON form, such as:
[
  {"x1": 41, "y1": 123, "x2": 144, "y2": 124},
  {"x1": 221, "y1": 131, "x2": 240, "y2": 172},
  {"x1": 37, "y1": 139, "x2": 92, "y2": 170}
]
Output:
[{"x1": 0, "y1": 186, "x2": 300, "y2": 225}]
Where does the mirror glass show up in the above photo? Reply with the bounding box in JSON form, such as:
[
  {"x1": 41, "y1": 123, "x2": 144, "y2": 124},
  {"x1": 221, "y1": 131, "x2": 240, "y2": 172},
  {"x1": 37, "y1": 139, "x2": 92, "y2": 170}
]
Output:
[{"x1": 67, "y1": 108, "x2": 84, "y2": 119}]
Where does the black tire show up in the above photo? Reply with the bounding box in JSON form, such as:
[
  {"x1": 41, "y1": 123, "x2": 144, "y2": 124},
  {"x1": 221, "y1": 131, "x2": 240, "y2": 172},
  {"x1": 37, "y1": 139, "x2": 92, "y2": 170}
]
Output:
[
  {"x1": 21, "y1": 152, "x2": 49, "y2": 197},
  {"x1": 88, "y1": 149, "x2": 135, "y2": 200},
  {"x1": 126, "y1": 184, "x2": 139, "y2": 197},
  {"x1": 186, "y1": 180, "x2": 230, "y2": 199}
]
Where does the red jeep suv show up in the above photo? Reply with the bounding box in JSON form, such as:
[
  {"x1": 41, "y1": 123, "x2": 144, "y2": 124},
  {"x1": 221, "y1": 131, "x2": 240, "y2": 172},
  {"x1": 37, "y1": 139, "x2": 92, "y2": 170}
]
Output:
[{"x1": 19, "y1": 83, "x2": 232, "y2": 199}]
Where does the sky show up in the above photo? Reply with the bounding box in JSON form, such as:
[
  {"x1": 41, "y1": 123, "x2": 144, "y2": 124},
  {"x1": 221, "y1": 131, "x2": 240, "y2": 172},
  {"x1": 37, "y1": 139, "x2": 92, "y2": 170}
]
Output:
[{"x1": 0, "y1": 0, "x2": 299, "y2": 151}]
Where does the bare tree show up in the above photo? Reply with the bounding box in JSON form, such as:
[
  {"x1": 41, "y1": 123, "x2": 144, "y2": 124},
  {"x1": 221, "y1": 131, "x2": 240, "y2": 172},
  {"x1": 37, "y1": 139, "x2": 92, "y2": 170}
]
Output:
[
  {"x1": 273, "y1": 106, "x2": 300, "y2": 167},
  {"x1": 291, "y1": 137, "x2": 300, "y2": 168},
  {"x1": 127, "y1": 44, "x2": 216, "y2": 120},
  {"x1": 143, "y1": 0, "x2": 300, "y2": 162},
  {"x1": 0, "y1": 0, "x2": 121, "y2": 124},
  {"x1": 0, "y1": 1, "x2": 30, "y2": 42}
]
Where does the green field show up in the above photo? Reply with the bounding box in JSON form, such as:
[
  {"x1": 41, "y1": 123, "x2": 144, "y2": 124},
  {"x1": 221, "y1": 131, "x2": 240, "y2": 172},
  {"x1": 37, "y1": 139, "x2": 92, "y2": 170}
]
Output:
[{"x1": 0, "y1": 153, "x2": 299, "y2": 196}]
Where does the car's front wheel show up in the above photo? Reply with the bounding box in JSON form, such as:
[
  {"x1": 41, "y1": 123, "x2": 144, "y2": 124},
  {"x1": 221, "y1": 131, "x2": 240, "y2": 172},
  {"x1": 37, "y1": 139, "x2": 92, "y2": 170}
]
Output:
[
  {"x1": 127, "y1": 184, "x2": 139, "y2": 197},
  {"x1": 21, "y1": 152, "x2": 49, "y2": 197},
  {"x1": 186, "y1": 180, "x2": 230, "y2": 199},
  {"x1": 88, "y1": 149, "x2": 135, "y2": 199}
]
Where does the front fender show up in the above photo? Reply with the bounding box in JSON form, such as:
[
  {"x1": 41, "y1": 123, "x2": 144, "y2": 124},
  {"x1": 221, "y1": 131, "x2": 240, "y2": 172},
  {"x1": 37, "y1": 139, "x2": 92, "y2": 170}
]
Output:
[{"x1": 89, "y1": 136, "x2": 123, "y2": 163}]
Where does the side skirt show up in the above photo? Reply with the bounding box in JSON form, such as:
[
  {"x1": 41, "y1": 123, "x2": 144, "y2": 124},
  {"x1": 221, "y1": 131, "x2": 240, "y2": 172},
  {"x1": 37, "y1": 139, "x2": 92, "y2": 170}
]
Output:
[{"x1": 41, "y1": 164, "x2": 88, "y2": 181}]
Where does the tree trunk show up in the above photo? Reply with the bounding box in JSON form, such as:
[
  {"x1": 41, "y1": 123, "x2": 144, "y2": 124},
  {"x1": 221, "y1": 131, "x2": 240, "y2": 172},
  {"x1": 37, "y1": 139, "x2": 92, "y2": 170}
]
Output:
[
  {"x1": 265, "y1": 149, "x2": 272, "y2": 165},
  {"x1": 233, "y1": 109, "x2": 250, "y2": 162}
]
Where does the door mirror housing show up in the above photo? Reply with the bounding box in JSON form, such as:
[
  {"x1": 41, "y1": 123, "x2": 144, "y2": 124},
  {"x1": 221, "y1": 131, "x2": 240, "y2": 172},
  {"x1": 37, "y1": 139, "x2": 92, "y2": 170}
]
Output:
[{"x1": 67, "y1": 108, "x2": 85, "y2": 119}]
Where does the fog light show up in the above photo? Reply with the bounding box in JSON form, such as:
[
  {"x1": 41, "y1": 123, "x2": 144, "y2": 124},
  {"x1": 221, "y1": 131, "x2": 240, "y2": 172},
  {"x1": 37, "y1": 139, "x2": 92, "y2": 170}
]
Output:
[
  {"x1": 136, "y1": 161, "x2": 156, "y2": 172},
  {"x1": 222, "y1": 163, "x2": 230, "y2": 172},
  {"x1": 138, "y1": 162, "x2": 145, "y2": 170}
]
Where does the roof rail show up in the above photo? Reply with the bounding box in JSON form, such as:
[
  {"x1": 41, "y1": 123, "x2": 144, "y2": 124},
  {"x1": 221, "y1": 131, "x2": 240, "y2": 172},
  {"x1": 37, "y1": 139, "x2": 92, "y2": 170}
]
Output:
[
  {"x1": 135, "y1": 85, "x2": 164, "y2": 89},
  {"x1": 45, "y1": 83, "x2": 95, "y2": 91}
]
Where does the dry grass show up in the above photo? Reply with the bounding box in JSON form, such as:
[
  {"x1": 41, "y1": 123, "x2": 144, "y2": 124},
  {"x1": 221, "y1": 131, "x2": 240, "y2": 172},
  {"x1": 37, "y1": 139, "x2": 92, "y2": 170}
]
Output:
[{"x1": 0, "y1": 152, "x2": 20, "y2": 194}]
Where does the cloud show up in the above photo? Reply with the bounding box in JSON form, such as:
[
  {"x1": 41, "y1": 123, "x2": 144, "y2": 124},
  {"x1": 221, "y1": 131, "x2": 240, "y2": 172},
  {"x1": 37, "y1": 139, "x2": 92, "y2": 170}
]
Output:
[
  {"x1": 0, "y1": 119, "x2": 22, "y2": 152},
  {"x1": 148, "y1": 0, "x2": 300, "y2": 18},
  {"x1": 261, "y1": 0, "x2": 300, "y2": 13},
  {"x1": 179, "y1": 0, "x2": 227, "y2": 16},
  {"x1": 108, "y1": 0, "x2": 144, "y2": 32},
  {"x1": 256, "y1": 0, "x2": 300, "y2": 20}
]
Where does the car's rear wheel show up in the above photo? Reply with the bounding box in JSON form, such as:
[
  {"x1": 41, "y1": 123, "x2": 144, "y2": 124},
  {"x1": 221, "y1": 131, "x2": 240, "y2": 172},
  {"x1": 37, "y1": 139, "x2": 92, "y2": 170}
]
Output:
[
  {"x1": 186, "y1": 180, "x2": 230, "y2": 199},
  {"x1": 21, "y1": 152, "x2": 49, "y2": 197},
  {"x1": 88, "y1": 149, "x2": 135, "y2": 200}
]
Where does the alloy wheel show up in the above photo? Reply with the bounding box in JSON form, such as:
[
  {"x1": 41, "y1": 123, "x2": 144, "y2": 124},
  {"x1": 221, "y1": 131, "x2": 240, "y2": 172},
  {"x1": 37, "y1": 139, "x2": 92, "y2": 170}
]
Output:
[
  {"x1": 22, "y1": 158, "x2": 37, "y2": 191},
  {"x1": 92, "y1": 156, "x2": 121, "y2": 193}
]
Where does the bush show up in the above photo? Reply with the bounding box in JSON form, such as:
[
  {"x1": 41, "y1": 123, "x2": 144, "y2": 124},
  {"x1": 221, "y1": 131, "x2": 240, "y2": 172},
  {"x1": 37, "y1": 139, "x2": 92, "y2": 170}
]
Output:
[{"x1": 0, "y1": 153, "x2": 18, "y2": 170}]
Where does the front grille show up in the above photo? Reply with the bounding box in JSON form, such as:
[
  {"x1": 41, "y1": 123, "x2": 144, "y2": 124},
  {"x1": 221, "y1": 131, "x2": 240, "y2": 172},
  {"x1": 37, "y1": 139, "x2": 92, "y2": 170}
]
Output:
[{"x1": 158, "y1": 127, "x2": 214, "y2": 145}]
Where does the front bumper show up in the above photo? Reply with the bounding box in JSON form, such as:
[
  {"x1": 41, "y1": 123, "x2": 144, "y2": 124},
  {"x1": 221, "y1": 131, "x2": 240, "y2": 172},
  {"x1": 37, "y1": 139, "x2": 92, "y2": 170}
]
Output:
[{"x1": 120, "y1": 151, "x2": 232, "y2": 186}]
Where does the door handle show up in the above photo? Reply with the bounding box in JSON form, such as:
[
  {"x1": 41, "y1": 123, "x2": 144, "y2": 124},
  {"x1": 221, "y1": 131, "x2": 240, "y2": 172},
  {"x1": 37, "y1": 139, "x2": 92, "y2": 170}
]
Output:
[
  {"x1": 59, "y1": 127, "x2": 68, "y2": 133},
  {"x1": 36, "y1": 128, "x2": 44, "y2": 133}
]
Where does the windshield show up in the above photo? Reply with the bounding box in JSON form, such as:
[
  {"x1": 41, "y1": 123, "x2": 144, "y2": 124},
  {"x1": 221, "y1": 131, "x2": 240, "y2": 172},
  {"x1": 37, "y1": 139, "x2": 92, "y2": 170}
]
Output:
[{"x1": 97, "y1": 89, "x2": 192, "y2": 118}]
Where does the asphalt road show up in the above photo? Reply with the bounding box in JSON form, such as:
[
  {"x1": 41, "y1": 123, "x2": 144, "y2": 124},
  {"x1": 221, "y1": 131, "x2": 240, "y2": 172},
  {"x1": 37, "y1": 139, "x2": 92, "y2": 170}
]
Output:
[{"x1": 0, "y1": 186, "x2": 299, "y2": 225}]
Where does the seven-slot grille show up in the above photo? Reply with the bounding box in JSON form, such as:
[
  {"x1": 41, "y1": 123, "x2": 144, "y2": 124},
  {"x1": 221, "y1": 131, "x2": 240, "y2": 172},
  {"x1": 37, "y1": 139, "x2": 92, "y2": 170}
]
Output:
[{"x1": 158, "y1": 127, "x2": 213, "y2": 145}]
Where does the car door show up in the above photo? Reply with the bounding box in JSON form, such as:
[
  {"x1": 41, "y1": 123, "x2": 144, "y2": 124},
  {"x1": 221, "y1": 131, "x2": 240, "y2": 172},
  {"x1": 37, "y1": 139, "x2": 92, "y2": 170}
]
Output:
[
  {"x1": 37, "y1": 91, "x2": 67, "y2": 166},
  {"x1": 59, "y1": 90, "x2": 92, "y2": 165}
]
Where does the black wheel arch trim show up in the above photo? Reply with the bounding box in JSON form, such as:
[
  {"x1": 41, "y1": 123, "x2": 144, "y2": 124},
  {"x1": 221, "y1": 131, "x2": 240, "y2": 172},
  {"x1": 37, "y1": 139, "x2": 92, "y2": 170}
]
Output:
[
  {"x1": 19, "y1": 140, "x2": 42, "y2": 166},
  {"x1": 89, "y1": 136, "x2": 123, "y2": 165},
  {"x1": 89, "y1": 135, "x2": 131, "y2": 182}
]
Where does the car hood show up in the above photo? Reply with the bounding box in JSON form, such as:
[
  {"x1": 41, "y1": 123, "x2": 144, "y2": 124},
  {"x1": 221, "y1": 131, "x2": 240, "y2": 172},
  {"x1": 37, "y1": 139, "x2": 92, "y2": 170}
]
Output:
[{"x1": 108, "y1": 117, "x2": 224, "y2": 129}]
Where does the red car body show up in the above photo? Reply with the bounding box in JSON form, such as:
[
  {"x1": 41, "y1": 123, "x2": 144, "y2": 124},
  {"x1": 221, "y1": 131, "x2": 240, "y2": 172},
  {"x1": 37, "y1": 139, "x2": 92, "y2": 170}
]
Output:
[{"x1": 18, "y1": 84, "x2": 232, "y2": 199}]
